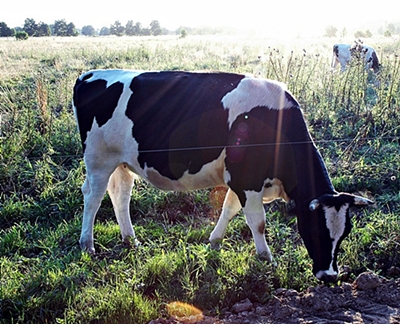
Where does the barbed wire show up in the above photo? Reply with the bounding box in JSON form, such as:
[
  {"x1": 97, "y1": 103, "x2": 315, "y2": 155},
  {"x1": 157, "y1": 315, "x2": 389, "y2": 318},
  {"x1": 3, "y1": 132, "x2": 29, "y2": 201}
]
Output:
[{"x1": 20, "y1": 134, "x2": 400, "y2": 161}]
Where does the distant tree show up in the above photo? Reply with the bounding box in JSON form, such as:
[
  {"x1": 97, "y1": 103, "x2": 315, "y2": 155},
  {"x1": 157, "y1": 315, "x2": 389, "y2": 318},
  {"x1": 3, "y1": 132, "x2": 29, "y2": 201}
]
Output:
[
  {"x1": 24, "y1": 18, "x2": 38, "y2": 36},
  {"x1": 324, "y1": 25, "x2": 337, "y2": 37},
  {"x1": 53, "y1": 19, "x2": 68, "y2": 36},
  {"x1": 384, "y1": 30, "x2": 392, "y2": 37},
  {"x1": 132, "y1": 22, "x2": 142, "y2": 35},
  {"x1": 365, "y1": 29, "x2": 372, "y2": 38},
  {"x1": 141, "y1": 28, "x2": 151, "y2": 36},
  {"x1": 36, "y1": 22, "x2": 51, "y2": 36},
  {"x1": 99, "y1": 27, "x2": 110, "y2": 36},
  {"x1": 340, "y1": 28, "x2": 347, "y2": 38},
  {"x1": 67, "y1": 22, "x2": 78, "y2": 36},
  {"x1": 387, "y1": 23, "x2": 396, "y2": 35},
  {"x1": 179, "y1": 28, "x2": 188, "y2": 39},
  {"x1": 354, "y1": 30, "x2": 372, "y2": 38},
  {"x1": 53, "y1": 20, "x2": 77, "y2": 36},
  {"x1": 0, "y1": 22, "x2": 14, "y2": 37},
  {"x1": 15, "y1": 31, "x2": 28, "y2": 40},
  {"x1": 125, "y1": 20, "x2": 135, "y2": 36},
  {"x1": 150, "y1": 20, "x2": 162, "y2": 36},
  {"x1": 110, "y1": 20, "x2": 125, "y2": 36},
  {"x1": 82, "y1": 25, "x2": 96, "y2": 36}
]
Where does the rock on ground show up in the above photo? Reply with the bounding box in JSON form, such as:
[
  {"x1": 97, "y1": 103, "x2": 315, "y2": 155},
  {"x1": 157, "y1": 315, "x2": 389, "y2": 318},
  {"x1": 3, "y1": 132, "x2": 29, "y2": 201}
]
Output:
[{"x1": 149, "y1": 272, "x2": 400, "y2": 324}]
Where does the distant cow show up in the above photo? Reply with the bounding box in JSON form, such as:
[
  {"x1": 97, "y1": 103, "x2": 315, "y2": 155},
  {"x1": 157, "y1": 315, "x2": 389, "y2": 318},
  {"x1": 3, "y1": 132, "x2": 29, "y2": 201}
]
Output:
[
  {"x1": 332, "y1": 43, "x2": 380, "y2": 72},
  {"x1": 73, "y1": 70, "x2": 373, "y2": 282}
]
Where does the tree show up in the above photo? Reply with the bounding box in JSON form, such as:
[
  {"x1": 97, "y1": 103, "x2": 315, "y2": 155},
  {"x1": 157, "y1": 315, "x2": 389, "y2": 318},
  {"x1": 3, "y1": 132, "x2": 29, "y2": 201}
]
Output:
[
  {"x1": 24, "y1": 18, "x2": 38, "y2": 36},
  {"x1": 384, "y1": 30, "x2": 392, "y2": 37},
  {"x1": 53, "y1": 20, "x2": 77, "y2": 36},
  {"x1": 53, "y1": 19, "x2": 68, "y2": 36},
  {"x1": 125, "y1": 20, "x2": 135, "y2": 36},
  {"x1": 132, "y1": 22, "x2": 142, "y2": 36},
  {"x1": 324, "y1": 25, "x2": 337, "y2": 38},
  {"x1": 141, "y1": 28, "x2": 151, "y2": 36},
  {"x1": 110, "y1": 20, "x2": 125, "y2": 36},
  {"x1": 82, "y1": 25, "x2": 96, "y2": 36},
  {"x1": 0, "y1": 22, "x2": 14, "y2": 37},
  {"x1": 365, "y1": 29, "x2": 372, "y2": 38},
  {"x1": 67, "y1": 22, "x2": 78, "y2": 36},
  {"x1": 179, "y1": 28, "x2": 188, "y2": 39},
  {"x1": 150, "y1": 20, "x2": 162, "y2": 36},
  {"x1": 387, "y1": 23, "x2": 396, "y2": 35},
  {"x1": 99, "y1": 26, "x2": 110, "y2": 36},
  {"x1": 37, "y1": 22, "x2": 51, "y2": 36},
  {"x1": 354, "y1": 30, "x2": 372, "y2": 38}
]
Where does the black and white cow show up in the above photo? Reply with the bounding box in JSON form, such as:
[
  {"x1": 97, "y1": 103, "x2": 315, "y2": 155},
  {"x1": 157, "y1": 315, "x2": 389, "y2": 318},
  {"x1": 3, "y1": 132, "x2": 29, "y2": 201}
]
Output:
[
  {"x1": 332, "y1": 43, "x2": 380, "y2": 72},
  {"x1": 73, "y1": 69, "x2": 373, "y2": 282}
]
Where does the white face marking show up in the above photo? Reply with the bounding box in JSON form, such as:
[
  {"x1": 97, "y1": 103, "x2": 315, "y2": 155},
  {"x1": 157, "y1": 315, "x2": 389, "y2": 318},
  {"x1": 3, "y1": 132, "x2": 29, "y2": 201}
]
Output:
[
  {"x1": 323, "y1": 203, "x2": 349, "y2": 272},
  {"x1": 221, "y1": 77, "x2": 290, "y2": 128}
]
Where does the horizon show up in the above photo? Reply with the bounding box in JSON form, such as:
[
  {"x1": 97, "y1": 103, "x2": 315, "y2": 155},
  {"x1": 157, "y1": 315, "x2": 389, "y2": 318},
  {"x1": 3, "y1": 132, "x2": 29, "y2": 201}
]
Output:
[{"x1": 2, "y1": 0, "x2": 400, "y2": 38}]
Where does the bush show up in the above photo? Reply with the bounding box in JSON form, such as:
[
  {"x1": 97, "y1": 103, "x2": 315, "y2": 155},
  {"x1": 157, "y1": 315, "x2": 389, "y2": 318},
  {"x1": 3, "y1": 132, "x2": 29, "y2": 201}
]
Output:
[{"x1": 15, "y1": 31, "x2": 28, "y2": 40}]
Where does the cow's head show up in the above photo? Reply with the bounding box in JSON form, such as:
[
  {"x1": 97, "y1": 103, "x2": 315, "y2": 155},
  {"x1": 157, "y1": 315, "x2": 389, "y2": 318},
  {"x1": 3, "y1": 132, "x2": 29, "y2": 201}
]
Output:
[{"x1": 296, "y1": 193, "x2": 373, "y2": 282}]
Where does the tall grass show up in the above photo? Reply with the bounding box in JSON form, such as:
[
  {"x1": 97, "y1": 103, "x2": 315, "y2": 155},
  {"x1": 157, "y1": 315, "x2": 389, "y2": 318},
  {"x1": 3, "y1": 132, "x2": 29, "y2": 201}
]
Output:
[{"x1": 0, "y1": 35, "x2": 399, "y2": 323}]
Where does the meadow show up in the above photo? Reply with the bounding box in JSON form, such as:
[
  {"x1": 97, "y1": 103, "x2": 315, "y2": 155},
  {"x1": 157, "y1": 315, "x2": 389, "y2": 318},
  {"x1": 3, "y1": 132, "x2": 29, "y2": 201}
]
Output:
[{"x1": 0, "y1": 34, "x2": 399, "y2": 323}]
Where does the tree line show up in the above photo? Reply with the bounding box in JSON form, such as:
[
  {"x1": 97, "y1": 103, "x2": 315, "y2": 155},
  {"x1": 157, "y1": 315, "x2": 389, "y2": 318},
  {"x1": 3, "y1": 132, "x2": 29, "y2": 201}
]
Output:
[{"x1": 0, "y1": 18, "x2": 182, "y2": 39}]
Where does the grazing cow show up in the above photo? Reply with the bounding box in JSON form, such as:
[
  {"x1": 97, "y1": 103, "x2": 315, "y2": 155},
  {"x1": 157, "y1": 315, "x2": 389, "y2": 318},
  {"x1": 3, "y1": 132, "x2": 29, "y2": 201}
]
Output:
[
  {"x1": 332, "y1": 43, "x2": 380, "y2": 72},
  {"x1": 73, "y1": 69, "x2": 373, "y2": 282}
]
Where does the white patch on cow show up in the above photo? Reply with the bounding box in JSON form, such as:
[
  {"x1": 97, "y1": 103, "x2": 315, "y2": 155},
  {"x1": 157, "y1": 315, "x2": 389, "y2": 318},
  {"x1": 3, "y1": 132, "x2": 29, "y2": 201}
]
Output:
[
  {"x1": 80, "y1": 69, "x2": 145, "y2": 88},
  {"x1": 83, "y1": 75, "x2": 145, "y2": 176},
  {"x1": 243, "y1": 190, "x2": 272, "y2": 260},
  {"x1": 322, "y1": 203, "x2": 349, "y2": 274},
  {"x1": 140, "y1": 150, "x2": 227, "y2": 191},
  {"x1": 263, "y1": 178, "x2": 290, "y2": 203},
  {"x1": 222, "y1": 77, "x2": 290, "y2": 128}
]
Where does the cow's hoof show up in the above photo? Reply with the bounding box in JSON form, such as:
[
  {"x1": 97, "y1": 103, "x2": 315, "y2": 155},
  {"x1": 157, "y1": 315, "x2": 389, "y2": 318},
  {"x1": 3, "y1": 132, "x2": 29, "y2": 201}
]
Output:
[
  {"x1": 258, "y1": 251, "x2": 273, "y2": 262},
  {"x1": 210, "y1": 239, "x2": 222, "y2": 250},
  {"x1": 123, "y1": 237, "x2": 141, "y2": 248},
  {"x1": 81, "y1": 245, "x2": 95, "y2": 254}
]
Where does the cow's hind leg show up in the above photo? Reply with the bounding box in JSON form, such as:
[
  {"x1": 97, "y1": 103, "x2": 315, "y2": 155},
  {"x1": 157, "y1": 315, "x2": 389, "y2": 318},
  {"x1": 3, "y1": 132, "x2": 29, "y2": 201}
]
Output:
[
  {"x1": 107, "y1": 164, "x2": 138, "y2": 247},
  {"x1": 209, "y1": 188, "x2": 242, "y2": 249},
  {"x1": 242, "y1": 191, "x2": 272, "y2": 262},
  {"x1": 79, "y1": 170, "x2": 112, "y2": 253}
]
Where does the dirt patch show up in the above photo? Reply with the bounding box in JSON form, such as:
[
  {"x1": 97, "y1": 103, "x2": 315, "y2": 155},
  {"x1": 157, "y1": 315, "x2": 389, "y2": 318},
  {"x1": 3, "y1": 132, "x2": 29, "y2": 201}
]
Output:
[{"x1": 150, "y1": 272, "x2": 400, "y2": 324}]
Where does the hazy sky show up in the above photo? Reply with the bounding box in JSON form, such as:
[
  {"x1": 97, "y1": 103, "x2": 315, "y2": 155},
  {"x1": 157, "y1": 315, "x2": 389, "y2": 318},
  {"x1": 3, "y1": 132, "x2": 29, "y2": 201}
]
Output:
[{"x1": 2, "y1": 0, "x2": 398, "y2": 36}]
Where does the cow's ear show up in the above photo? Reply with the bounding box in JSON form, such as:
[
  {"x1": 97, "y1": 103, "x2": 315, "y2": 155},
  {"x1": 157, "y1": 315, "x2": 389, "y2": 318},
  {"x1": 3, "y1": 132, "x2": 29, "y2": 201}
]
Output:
[{"x1": 309, "y1": 199, "x2": 320, "y2": 211}]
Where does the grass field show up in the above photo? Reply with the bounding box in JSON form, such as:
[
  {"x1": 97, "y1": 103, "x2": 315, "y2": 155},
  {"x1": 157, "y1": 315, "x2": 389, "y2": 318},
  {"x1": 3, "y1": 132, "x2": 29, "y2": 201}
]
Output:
[{"x1": 0, "y1": 35, "x2": 399, "y2": 323}]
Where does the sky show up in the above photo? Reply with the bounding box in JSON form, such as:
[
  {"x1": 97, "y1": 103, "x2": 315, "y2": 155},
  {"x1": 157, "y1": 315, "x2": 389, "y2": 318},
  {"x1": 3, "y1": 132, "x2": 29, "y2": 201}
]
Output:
[{"x1": 1, "y1": 0, "x2": 398, "y2": 36}]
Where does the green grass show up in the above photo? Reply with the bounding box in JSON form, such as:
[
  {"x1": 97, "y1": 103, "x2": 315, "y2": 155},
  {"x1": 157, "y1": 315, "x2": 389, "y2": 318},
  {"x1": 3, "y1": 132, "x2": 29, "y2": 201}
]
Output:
[{"x1": 0, "y1": 35, "x2": 399, "y2": 323}]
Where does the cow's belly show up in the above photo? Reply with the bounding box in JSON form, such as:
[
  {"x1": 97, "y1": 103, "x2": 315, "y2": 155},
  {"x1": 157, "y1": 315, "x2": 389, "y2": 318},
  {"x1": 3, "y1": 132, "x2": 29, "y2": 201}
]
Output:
[{"x1": 133, "y1": 150, "x2": 227, "y2": 191}]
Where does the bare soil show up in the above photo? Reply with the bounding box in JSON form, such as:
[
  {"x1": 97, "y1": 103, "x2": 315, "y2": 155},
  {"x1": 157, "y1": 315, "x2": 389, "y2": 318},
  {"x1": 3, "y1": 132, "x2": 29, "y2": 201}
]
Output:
[{"x1": 150, "y1": 272, "x2": 400, "y2": 324}]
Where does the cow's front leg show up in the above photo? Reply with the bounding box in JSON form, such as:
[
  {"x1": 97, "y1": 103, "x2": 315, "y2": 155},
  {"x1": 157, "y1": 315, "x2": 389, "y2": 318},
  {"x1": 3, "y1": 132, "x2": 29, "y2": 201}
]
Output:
[
  {"x1": 209, "y1": 188, "x2": 242, "y2": 249},
  {"x1": 107, "y1": 164, "x2": 139, "y2": 247},
  {"x1": 242, "y1": 191, "x2": 272, "y2": 262}
]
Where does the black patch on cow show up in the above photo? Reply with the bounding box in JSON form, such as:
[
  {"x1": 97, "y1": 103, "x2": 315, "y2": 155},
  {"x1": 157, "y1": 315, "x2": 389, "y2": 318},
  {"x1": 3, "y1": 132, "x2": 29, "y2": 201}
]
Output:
[
  {"x1": 126, "y1": 72, "x2": 244, "y2": 180},
  {"x1": 333, "y1": 45, "x2": 339, "y2": 57},
  {"x1": 370, "y1": 51, "x2": 380, "y2": 72},
  {"x1": 73, "y1": 76, "x2": 124, "y2": 152},
  {"x1": 317, "y1": 193, "x2": 357, "y2": 211},
  {"x1": 225, "y1": 105, "x2": 334, "y2": 206}
]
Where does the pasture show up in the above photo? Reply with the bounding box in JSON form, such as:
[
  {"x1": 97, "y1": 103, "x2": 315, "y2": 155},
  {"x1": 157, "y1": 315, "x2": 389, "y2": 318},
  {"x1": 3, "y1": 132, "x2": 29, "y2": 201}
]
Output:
[{"x1": 0, "y1": 35, "x2": 399, "y2": 323}]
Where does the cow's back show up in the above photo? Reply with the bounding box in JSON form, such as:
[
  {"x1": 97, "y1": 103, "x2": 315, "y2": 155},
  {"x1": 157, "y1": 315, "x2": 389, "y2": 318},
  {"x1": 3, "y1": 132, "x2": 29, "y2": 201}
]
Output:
[{"x1": 73, "y1": 70, "x2": 245, "y2": 189}]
